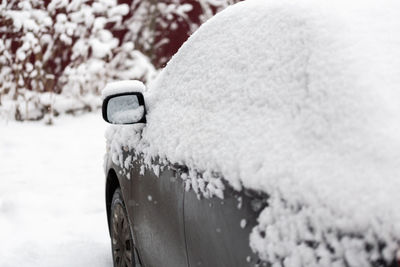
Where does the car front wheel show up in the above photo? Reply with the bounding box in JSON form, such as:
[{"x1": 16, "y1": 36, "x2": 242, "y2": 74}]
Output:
[{"x1": 110, "y1": 188, "x2": 140, "y2": 267}]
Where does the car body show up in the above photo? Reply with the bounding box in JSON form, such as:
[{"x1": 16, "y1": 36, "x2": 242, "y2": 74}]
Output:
[
  {"x1": 104, "y1": 152, "x2": 266, "y2": 267},
  {"x1": 102, "y1": 1, "x2": 400, "y2": 267}
]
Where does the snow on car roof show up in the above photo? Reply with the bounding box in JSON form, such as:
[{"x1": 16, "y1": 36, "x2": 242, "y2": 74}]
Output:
[{"x1": 107, "y1": 0, "x2": 400, "y2": 265}]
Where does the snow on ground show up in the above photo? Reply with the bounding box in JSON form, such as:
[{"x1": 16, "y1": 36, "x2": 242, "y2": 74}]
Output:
[{"x1": 0, "y1": 113, "x2": 111, "y2": 267}]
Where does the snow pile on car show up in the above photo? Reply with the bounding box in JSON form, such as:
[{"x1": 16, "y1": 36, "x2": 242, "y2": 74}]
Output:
[
  {"x1": 102, "y1": 80, "x2": 145, "y2": 99},
  {"x1": 106, "y1": 0, "x2": 400, "y2": 265}
]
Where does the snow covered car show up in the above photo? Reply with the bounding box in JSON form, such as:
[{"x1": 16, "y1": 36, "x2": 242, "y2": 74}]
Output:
[
  {"x1": 102, "y1": 0, "x2": 400, "y2": 267},
  {"x1": 102, "y1": 81, "x2": 264, "y2": 267}
]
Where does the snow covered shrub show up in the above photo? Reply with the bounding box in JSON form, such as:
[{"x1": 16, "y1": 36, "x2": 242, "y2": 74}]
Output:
[
  {"x1": 122, "y1": 0, "x2": 241, "y2": 68},
  {"x1": 0, "y1": 0, "x2": 156, "y2": 122},
  {"x1": 0, "y1": 0, "x2": 239, "y2": 122}
]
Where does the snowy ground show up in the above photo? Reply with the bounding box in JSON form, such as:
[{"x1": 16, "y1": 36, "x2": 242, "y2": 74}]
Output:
[{"x1": 0, "y1": 112, "x2": 112, "y2": 267}]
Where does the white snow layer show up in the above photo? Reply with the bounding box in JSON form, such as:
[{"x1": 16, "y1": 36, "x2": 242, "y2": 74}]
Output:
[
  {"x1": 105, "y1": 0, "x2": 400, "y2": 266},
  {"x1": 0, "y1": 113, "x2": 111, "y2": 267},
  {"x1": 102, "y1": 80, "x2": 145, "y2": 99}
]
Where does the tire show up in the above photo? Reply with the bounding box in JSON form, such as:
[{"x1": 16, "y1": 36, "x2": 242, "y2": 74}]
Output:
[{"x1": 110, "y1": 188, "x2": 141, "y2": 267}]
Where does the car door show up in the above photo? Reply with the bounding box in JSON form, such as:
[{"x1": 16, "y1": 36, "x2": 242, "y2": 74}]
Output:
[
  {"x1": 127, "y1": 156, "x2": 188, "y2": 267},
  {"x1": 184, "y1": 180, "x2": 266, "y2": 267}
]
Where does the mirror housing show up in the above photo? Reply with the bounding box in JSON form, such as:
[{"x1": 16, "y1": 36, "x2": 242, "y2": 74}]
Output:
[{"x1": 102, "y1": 92, "x2": 146, "y2": 124}]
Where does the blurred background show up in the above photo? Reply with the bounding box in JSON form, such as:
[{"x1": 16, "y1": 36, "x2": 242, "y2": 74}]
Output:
[{"x1": 0, "y1": 0, "x2": 241, "y2": 124}]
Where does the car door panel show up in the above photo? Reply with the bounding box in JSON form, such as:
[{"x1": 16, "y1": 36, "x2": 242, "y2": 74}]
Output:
[
  {"x1": 184, "y1": 183, "x2": 266, "y2": 267},
  {"x1": 128, "y1": 158, "x2": 188, "y2": 267}
]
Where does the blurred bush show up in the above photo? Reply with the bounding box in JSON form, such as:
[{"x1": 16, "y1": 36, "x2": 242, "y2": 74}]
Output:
[{"x1": 0, "y1": 0, "x2": 239, "y2": 122}]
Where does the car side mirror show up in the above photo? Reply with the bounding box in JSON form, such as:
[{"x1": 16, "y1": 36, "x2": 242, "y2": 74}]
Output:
[{"x1": 102, "y1": 92, "x2": 146, "y2": 124}]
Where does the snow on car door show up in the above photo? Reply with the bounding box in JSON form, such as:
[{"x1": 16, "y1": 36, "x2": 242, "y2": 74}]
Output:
[{"x1": 128, "y1": 156, "x2": 188, "y2": 267}]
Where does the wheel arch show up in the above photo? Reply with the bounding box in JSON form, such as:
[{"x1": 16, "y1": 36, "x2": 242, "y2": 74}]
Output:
[{"x1": 105, "y1": 168, "x2": 120, "y2": 236}]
